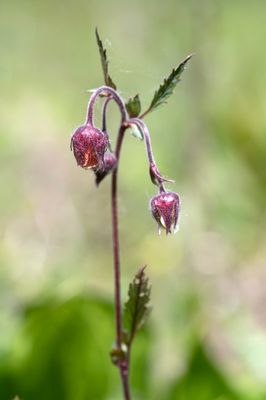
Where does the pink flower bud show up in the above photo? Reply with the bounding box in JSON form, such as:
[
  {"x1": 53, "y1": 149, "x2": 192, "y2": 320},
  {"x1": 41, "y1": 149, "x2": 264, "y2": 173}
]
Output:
[
  {"x1": 150, "y1": 191, "x2": 180, "y2": 234},
  {"x1": 70, "y1": 124, "x2": 108, "y2": 170},
  {"x1": 94, "y1": 152, "x2": 117, "y2": 186}
]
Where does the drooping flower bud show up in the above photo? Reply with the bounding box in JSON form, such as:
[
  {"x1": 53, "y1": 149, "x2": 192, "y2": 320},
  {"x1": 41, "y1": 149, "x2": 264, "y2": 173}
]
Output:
[
  {"x1": 150, "y1": 191, "x2": 180, "y2": 234},
  {"x1": 70, "y1": 124, "x2": 108, "y2": 170},
  {"x1": 94, "y1": 152, "x2": 117, "y2": 186}
]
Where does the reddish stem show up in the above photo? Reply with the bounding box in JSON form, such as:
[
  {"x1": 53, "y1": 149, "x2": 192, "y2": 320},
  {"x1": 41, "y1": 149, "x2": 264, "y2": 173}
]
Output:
[
  {"x1": 86, "y1": 86, "x2": 127, "y2": 126},
  {"x1": 89, "y1": 86, "x2": 131, "y2": 399},
  {"x1": 111, "y1": 123, "x2": 131, "y2": 400},
  {"x1": 128, "y1": 118, "x2": 171, "y2": 192},
  {"x1": 111, "y1": 126, "x2": 124, "y2": 348}
]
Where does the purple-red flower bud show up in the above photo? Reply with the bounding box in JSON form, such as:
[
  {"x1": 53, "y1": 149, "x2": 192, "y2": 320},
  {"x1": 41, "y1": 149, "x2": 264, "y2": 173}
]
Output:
[
  {"x1": 94, "y1": 152, "x2": 117, "y2": 186},
  {"x1": 150, "y1": 191, "x2": 180, "y2": 234},
  {"x1": 70, "y1": 124, "x2": 108, "y2": 170}
]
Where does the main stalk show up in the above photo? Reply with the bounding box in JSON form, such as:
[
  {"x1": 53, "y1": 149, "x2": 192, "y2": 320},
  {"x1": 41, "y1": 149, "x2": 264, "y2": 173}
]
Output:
[{"x1": 111, "y1": 124, "x2": 131, "y2": 400}]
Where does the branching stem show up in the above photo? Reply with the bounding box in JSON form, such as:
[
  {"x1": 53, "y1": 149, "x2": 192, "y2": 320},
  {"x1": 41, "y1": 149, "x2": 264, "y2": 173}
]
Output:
[{"x1": 93, "y1": 90, "x2": 169, "y2": 400}]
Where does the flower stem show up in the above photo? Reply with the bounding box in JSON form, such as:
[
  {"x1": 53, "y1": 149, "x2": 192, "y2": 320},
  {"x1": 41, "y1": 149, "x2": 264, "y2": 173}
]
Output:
[
  {"x1": 128, "y1": 118, "x2": 172, "y2": 191},
  {"x1": 111, "y1": 123, "x2": 131, "y2": 400},
  {"x1": 88, "y1": 86, "x2": 130, "y2": 398},
  {"x1": 86, "y1": 86, "x2": 127, "y2": 126},
  {"x1": 102, "y1": 97, "x2": 112, "y2": 133}
]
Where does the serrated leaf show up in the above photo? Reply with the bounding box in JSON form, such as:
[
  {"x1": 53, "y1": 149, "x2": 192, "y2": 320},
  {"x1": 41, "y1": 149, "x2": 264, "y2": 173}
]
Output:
[
  {"x1": 143, "y1": 54, "x2": 193, "y2": 116},
  {"x1": 95, "y1": 28, "x2": 117, "y2": 89},
  {"x1": 123, "y1": 266, "x2": 152, "y2": 345},
  {"x1": 127, "y1": 124, "x2": 143, "y2": 141},
  {"x1": 125, "y1": 94, "x2": 141, "y2": 117}
]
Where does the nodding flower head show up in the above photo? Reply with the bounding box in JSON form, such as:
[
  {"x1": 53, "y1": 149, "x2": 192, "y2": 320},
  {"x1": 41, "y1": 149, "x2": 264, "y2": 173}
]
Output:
[
  {"x1": 150, "y1": 191, "x2": 180, "y2": 234},
  {"x1": 70, "y1": 124, "x2": 108, "y2": 170},
  {"x1": 94, "y1": 151, "x2": 117, "y2": 186}
]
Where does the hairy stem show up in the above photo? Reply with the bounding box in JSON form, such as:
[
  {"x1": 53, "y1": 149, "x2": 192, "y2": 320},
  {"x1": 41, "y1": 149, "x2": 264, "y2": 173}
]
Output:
[
  {"x1": 129, "y1": 118, "x2": 171, "y2": 191},
  {"x1": 129, "y1": 118, "x2": 155, "y2": 165},
  {"x1": 111, "y1": 123, "x2": 131, "y2": 400},
  {"x1": 86, "y1": 86, "x2": 127, "y2": 126}
]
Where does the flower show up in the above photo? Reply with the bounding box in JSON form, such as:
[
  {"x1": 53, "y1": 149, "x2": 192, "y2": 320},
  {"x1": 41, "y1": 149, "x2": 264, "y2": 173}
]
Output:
[
  {"x1": 94, "y1": 152, "x2": 117, "y2": 186},
  {"x1": 70, "y1": 124, "x2": 108, "y2": 170},
  {"x1": 150, "y1": 191, "x2": 180, "y2": 234}
]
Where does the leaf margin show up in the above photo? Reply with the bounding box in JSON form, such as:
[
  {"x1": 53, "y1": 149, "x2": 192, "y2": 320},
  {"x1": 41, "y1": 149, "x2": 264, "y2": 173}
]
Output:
[
  {"x1": 123, "y1": 266, "x2": 152, "y2": 346},
  {"x1": 141, "y1": 54, "x2": 193, "y2": 117},
  {"x1": 95, "y1": 27, "x2": 117, "y2": 89}
]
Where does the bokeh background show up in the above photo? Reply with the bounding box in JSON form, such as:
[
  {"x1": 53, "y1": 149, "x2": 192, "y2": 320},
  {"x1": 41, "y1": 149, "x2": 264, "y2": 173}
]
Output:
[{"x1": 1, "y1": 0, "x2": 266, "y2": 399}]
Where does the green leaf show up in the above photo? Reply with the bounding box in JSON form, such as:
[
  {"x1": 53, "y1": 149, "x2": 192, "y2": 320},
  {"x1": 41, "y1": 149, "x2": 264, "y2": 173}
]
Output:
[
  {"x1": 0, "y1": 296, "x2": 115, "y2": 400},
  {"x1": 95, "y1": 28, "x2": 117, "y2": 89},
  {"x1": 123, "y1": 266, "x2": 152, "y2": 345},
  {"x1": 145, "y1": 54, "x2": 193, "y2": 115},
  {"x1": 125, "y1": 94, "x2": 141, "y2": 117},
  {"x1": 169, "y1": 342, "x2": 242, "y2": 400}
]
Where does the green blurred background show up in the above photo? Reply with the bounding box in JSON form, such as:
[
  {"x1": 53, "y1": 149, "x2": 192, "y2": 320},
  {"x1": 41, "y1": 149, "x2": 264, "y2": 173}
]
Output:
[{"x1": 1, "y1": 0, "x2": 266, "y2": 399}]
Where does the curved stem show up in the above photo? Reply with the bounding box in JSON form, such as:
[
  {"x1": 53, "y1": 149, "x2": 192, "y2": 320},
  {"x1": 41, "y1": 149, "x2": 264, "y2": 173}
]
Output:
[
  {"x1": 129, "y1": 118, "x2": 156, "y2": 165},
  {"x1": 129, "y1": 118, "x2": 171, "y2": 192},
  {"x1": 102, "y1": 96, "x2": 113, "y2": 152},
  {"x1": 102, "y1": 97, "x2": 112, "y2": 133},
  {"x1": 111, "y1": 123, "x2": 131, "y2": 400},
  {"x1": 86, "y1": 86, "x2": 127, "y2": 126}
]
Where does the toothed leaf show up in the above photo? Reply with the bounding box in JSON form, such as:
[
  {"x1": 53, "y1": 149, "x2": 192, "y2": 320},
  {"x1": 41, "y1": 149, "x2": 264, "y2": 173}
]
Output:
[
  {"x1": 147, "y1": 54, "x2": 192, "y2": 114},
  {"x1": 95, "y1": 28, "x2": 117, "y2": 89},
  {"x1": 123, "y1": 266, "x2": 152, "y2": 345},
  {"x1": 126, "y1": 94, "x2": 141, "y2": 117}
]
